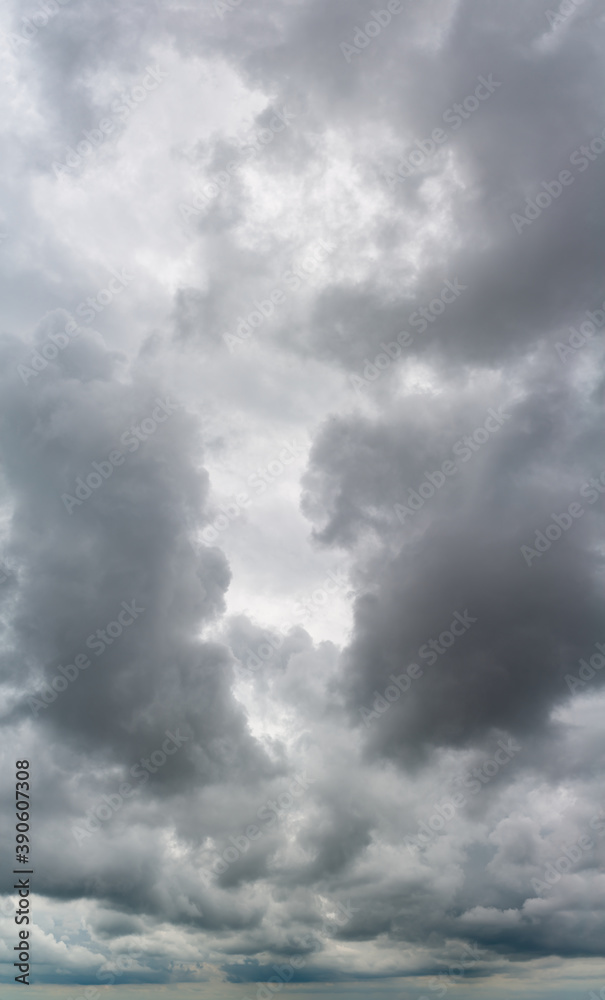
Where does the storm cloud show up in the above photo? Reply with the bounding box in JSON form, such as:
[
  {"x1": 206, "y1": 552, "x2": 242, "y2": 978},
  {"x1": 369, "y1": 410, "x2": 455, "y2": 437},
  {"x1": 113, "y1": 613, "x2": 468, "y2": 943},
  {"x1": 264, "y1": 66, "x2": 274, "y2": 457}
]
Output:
[{"x1": 1, "y1": 1, "x2": 605, "y2": 998}]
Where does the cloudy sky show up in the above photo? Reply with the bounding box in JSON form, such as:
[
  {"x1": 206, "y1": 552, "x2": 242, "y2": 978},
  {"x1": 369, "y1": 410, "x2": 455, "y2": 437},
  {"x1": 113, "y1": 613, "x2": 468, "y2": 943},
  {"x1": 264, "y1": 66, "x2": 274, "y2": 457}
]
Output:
[{"x1": 1, "y1": 0, "x2": 605, "y2": 997}]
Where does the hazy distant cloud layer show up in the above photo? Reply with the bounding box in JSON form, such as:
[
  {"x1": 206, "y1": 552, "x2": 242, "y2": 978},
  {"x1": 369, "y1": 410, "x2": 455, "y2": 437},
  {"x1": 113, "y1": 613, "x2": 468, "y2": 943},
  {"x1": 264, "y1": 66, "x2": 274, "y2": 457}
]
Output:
[{"x1": 1, "y1": 0, "x2": 605, "y2": 997}]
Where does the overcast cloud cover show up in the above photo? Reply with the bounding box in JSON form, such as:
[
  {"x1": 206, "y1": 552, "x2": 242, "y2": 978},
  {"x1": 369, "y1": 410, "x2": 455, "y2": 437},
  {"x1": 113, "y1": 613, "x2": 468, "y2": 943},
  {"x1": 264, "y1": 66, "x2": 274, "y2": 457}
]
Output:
[{"x1": 1, "y1": 0, "x2": 605, "y2": 997}]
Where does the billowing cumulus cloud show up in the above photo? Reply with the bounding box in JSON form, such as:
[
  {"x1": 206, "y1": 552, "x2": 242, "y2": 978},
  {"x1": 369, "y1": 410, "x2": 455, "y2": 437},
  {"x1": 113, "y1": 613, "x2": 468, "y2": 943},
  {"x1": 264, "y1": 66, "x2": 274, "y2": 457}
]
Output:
[{"x1": 1, "y1": 0, "x2": 605, "y2": 997}]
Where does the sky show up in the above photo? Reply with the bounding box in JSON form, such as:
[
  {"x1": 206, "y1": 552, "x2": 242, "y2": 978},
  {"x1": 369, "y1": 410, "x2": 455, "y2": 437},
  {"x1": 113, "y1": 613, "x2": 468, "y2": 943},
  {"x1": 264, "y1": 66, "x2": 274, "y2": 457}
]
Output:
[{"x1": 1, "y1": 0, "x2": 605, "y2": 997}]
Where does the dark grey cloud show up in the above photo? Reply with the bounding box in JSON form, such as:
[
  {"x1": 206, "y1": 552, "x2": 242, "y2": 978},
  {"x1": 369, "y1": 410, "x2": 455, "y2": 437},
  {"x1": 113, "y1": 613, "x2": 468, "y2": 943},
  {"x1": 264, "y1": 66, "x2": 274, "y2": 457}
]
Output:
[{"x1": 303, "y1": 364, "x2": 605, "y2": 760}]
